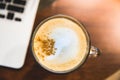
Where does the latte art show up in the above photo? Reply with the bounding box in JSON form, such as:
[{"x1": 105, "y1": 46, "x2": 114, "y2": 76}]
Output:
[{"x1": 32, "y1": 15, "x2": 89, "y2": 73}]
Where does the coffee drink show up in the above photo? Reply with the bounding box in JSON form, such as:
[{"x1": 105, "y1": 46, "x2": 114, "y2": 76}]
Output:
[{"x1": 32, "y1": 15, "x2": 90, "y2": 73}]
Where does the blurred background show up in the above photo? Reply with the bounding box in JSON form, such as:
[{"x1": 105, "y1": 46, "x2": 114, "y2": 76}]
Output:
[
  {"x1": 30, "y1": 0, "x2": 120, "y2": 79},
  {"x1": 33, "y1": 0, "x2": 120, "y2": 79}
]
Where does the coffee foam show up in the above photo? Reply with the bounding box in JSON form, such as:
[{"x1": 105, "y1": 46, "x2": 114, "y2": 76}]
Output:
[{"x1": 33, "y1": 18, "x2": 88, "y2": 72}]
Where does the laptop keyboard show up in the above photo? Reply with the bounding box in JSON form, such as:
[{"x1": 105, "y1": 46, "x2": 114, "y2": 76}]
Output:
[{"x1": 0, "y1": 0, "x2": 27, "y2": 22}]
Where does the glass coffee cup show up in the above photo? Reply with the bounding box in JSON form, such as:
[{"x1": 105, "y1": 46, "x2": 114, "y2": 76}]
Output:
[{"x1": 31, "y1": 14, "x2": 100, "y2": 73}]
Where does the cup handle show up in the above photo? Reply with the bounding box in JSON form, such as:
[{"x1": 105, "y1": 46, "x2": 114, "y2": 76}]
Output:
[{"x1": 89, "y1": 46, "x2": 100, "y2": 57}]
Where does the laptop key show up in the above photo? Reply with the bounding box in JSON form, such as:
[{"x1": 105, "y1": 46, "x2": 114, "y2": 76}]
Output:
[
  {"x1": 0, "y1": 0, "x2": 3, "y2": 2},
  {"x1": 15, "y1": 17, "x2": 21, "y2": 21},
  {"x1": 7, "y1": 5, "x2": 24, "y2": 13},
  {"x1": 13, "y1": 0, "x2": 26, "y2": 6},
  {"x1": 5, "y1": 0, "x2": 11, "y2": 3},
  {"x1": 7, "y1": 12, "x2": 14, "y2": 20},
  {"x1": 0, "y1": 3, "x2": 6, "y2": 9},
  {"x1": 0, "y1": 14, "x2": 5, "y2": 18}
]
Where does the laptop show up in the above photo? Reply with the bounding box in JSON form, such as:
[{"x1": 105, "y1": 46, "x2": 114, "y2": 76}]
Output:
[{"x1": 0, "y1": 0, "x2": 40, "y2": 69}]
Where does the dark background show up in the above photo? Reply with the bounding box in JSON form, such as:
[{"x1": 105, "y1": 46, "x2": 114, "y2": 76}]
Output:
[{"x1": 0, "y1": 0, "x2": 120, "y2": 80}]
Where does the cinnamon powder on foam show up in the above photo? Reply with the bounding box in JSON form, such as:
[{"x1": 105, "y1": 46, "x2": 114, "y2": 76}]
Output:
[{"x1": 34, "y1": 35, "x2": 57, "y2": 60}]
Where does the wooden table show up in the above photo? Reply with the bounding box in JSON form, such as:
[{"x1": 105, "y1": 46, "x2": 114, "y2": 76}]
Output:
[{"x1": 0, "y1": 0, "x2": 120, "y2": 80}]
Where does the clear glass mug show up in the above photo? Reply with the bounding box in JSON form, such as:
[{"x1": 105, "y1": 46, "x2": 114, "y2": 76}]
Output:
[{"x1": 31, "y1": 14, "x2": 100, "y2": 73}]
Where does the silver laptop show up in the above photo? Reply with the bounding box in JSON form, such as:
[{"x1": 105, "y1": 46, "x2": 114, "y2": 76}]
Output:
[{"x1": 0, "y1": 0, "x2": 40, "y2": 69}]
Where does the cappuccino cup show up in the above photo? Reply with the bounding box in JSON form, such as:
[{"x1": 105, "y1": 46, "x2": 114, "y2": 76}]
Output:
[{"x1": 32, "y1": 14, "x2": 99, "y2": 73}]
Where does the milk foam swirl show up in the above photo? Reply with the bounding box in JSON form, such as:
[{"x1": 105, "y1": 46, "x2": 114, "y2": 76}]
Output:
[{"x1": 33, "y1": 17, "x2": 88, "y2": 73}]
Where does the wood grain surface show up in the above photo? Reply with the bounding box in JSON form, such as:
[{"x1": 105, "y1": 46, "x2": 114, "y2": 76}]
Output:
[{"x1": 0, "y1": 0, "x2": 120, "y2": 80}]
